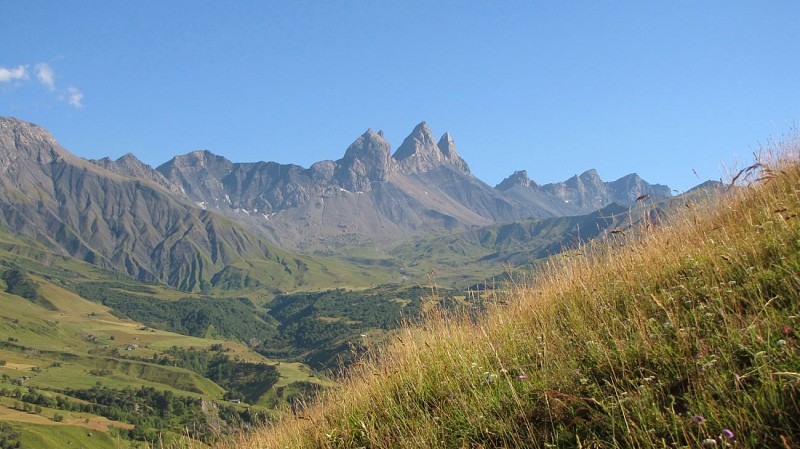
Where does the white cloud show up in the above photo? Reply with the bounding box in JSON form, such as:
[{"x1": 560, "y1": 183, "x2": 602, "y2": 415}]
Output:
[
  {"x1": 35, "y1": 63, "x2": 56, "y2": 91},
  {"x1": 66, "y1": 86, "x2": 83, "y2": 108},
  {"x1": 3, "y1": 61, "x2": 84, "y2": 108},
  {"x1": 0, "y1": 65, "x2": 29, "y2": 82}
]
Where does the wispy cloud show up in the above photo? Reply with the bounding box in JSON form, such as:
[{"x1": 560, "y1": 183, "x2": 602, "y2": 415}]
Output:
[
  {"x1": 66, "y1": 86, "x2": 83, "y2": 108},
  {"x1": 35, "y1": 63, "x2": 56, "y2": 91},
  {"x1": 1, "y1": 61, "x2": 84, "y2": 108},
  {"x1": 0, "y1": 65, "x2": 29, "y2": 82}
]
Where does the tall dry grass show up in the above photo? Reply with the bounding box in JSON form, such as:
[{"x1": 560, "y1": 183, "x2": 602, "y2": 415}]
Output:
[{"x1": 213, "y1": 140, "x2": 800, "y2": 448}]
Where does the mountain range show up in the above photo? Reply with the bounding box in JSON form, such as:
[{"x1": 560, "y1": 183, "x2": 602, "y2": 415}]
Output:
[
  {"x1": 0, "y1": 116, "x2": 674, "y2": 291},
  {"x1": 96, "y1": 120, "x2": 670, "y2": 249}
]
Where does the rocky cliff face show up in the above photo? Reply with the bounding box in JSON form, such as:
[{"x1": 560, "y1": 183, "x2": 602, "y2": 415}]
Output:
[
  {"x1": 90, "y1": 153, "x2": 186, "y2": 197},
  {"x1": 334, "y1": 129, "x2": 396, "y2": 191},
  {"x1": 495, "y1": 170, "x2": 536, "y2": 190},
  {"x1": 437, "y1": 132, "x2": 470, "y2": 173},
  {"x1": 393, "y1": 122, "x2": 470, "y2": 174}
]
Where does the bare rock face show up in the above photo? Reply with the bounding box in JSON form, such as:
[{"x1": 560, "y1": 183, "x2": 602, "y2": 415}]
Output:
[
  {"x1": 0, "y1": 118, "x2": 67, "y2": 193},
  {"x1": 437, "y1": 132, "x2": 470, "y2": 173},
  {"x1": 393, "y1": 122, "x2": 470, "y2": 174},
  {"x1": 91, "y1": 153, "x2": 187, "y2": 197},
  {"x1": 335, "y1": 129, "x2": 396, "y2": 191},
  {"x1": 157, "y1": 150, "x2": 234, "y2": 209},
  {"x1": 496, "y1": 170, "x2": 535, "y2": 190}
]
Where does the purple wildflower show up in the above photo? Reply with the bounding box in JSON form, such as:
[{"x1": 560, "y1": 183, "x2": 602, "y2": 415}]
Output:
[
  {"x1": 692, "y1": 415, "x2": 707, "y2": 424},
  {"x1": 517, "y1": 375, "x2": 527, "y2": 381},
  {"x1": 720, "y1": 429, "x2": 735, "y2": 440}
]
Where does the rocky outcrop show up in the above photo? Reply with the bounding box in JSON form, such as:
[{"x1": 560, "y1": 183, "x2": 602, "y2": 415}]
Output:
[
  {"x1": 437, "y1": 132, "x2": 470, "y2": 173},
  {"x1": 393, "y1": 122, "x2": 469, "y2": 174},
  {"x1": 334, "y1": 129, "x2": 396, "y2": 191},
  {"x1": 90, "y1": 153, "x2": 186, "y2": 197},
  {"x1": 495, "y1": 170, "x2": 536, "y2": 190}
]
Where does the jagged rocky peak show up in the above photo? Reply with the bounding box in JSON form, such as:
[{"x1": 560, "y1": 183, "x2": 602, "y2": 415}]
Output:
[
  {"x1": 436, "y1": 131, "x2": 470, "y2": 173},
  {"x1": 91, "y1": 152, "x2": 187, "y2": 197},
  {"x1": 157, "y1": 149, "x2": 234, "y2": 180},
  {"x1": 579, "y1": 168, "x2": 602, "y2": 181},
  {"x1": 0, "y1": 117, "x2": 64, "y2": 168},
  {"x1": 113, "y1": 153, "x2": 150, "y2": 171},
  {"x1": 175, "y1": 149, "x2": 231, "y2": 168},
  {"x1": 342, "y1": 129, "x2": 391, "y2": 161},
  {"x1": 564, "y1": 168, "x2": 604, "y2": 188},
  {"x1": 335, "y1": 128, "x2": 396, "y2": 191},
  {"x1": 117, "y1": 152, "x2": 141, "y2": 163},
  {"x1": 393, "y1": 121, "x2": 470, "y2": 173},
  {"x1": 437, "y1": 131, "x2": 456, "y2": 157},
  {"x1": 0, "y1": 117, "x2": 59, "y2": 147},
  {"x1": 580, "y1": 168, "x2": 600, "y2": 179},
  {"x1": 609, "y1": 172, "x2": 672, "y2": 200},
  {"x1": 92, "y1": 152, "x2": 146, "y2": 173},
  {"x1": 496, "y1": 170, "x2": 536, "y2": 190},
  {"x1": 394, "y1": 122, "x2": 437, "y2": 161}
]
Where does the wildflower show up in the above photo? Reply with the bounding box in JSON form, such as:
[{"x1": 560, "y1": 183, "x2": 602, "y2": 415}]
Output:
[
  {"x1": 692, "y1": 415, "x2": 707, "y2": 424},
  {"x1": 720, "y1": 429, "x2": 735, "y2": 440},
  {"x1": 517, "y1": 375, "x2": 527, "y2": 381},
  {"x1": 777, "y1": 339, "x2": 787, "y2": 346},
  {"x1": 702, "y1": 438, "x2": 718, "y2": 446},
  {"x1": 783, "y1": 325, "x2": 792, "y2": 335}
]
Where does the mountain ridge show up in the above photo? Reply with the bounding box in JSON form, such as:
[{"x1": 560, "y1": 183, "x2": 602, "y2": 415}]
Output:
[
  {"x1": 0, "y1": 117, "x2": 366, "y2": 292},
  {"x1": 0, "y1": 116, "x2": 679, "y2": 281},
  {"x1": 145, "y1": 120, "x2": 672, "y2": 250}
]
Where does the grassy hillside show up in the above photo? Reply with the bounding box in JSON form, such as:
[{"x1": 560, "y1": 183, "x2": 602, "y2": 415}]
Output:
[
  {"x1": 218, "y1": 143, "x2": 800, "y2": 448},
  {"x1": 0, "y1": 263, "x2": 331, "y2": 447}
]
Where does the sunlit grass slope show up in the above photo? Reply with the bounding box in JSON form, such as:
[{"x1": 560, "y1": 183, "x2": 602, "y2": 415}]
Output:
[{"x1": 223, "y1": 142, "x2": 800, "y2": 448}]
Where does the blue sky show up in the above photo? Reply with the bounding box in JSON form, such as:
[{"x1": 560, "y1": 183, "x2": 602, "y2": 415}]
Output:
[{"x1": 1, "y1": 1, "x2": 798, "y2": 191}]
